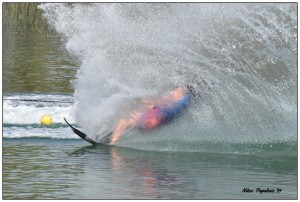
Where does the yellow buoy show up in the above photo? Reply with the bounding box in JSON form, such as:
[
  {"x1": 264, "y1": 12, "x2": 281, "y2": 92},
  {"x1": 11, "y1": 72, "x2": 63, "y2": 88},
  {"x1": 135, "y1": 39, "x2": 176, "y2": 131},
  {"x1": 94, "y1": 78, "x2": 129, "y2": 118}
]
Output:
[{"x1": 41, "y1": 115, "x2": 52, "y2": 125}]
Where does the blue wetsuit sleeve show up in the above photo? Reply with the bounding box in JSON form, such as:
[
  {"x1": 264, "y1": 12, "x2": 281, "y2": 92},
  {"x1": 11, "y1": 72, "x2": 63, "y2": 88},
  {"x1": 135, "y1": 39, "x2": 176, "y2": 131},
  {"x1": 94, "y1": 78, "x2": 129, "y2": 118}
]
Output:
[{"x1": 178, "y1": 95, "x2": 190, "y2": 108}]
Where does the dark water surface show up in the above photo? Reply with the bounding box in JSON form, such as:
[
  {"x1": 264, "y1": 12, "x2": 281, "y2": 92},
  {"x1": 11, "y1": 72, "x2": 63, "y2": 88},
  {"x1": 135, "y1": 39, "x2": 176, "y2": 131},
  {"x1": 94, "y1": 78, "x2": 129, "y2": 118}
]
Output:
[
  {"x1": 3, "y1": 138, "x2": 297, "y2": 199},
  {"x1": 3, "y1": 32, "x2": 77, "y2": 93}
]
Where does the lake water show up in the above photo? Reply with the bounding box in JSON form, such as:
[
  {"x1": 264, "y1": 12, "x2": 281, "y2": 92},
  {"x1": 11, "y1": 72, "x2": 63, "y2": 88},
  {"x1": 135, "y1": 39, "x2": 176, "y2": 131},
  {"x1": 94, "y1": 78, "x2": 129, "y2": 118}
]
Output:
[
  {"x1": 3, "y1": 3, "x2": 297, "y2": 199},
  {"x1": 3, "y1": 138, "x2": 297, "y2": 199}
]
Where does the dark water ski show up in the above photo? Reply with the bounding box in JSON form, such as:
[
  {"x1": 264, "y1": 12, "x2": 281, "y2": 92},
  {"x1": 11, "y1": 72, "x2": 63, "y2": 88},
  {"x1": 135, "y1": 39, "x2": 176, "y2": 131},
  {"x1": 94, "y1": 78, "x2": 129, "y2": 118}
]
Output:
[{"x1": 64, "y1": 118, "x2": 112, "y2": 145}]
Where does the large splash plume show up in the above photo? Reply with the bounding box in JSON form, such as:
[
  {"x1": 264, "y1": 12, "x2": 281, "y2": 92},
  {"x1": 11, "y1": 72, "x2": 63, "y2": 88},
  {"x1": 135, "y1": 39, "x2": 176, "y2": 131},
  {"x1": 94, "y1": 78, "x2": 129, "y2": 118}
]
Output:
[{"x1": 40, "y1": 3, "x2": 297, "y2": 149}]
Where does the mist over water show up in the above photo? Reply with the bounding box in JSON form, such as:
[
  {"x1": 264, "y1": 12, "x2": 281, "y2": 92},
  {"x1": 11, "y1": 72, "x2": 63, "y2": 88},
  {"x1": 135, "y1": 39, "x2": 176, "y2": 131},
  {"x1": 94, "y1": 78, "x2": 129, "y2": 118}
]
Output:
[{"x1": 40, "y1": 3, "x2": 297, "y2": 150}]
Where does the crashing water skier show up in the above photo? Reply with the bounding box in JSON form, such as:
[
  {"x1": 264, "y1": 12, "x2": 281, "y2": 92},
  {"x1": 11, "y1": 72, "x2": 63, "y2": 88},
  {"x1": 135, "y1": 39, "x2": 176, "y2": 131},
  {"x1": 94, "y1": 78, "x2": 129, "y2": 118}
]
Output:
[{"x1": 65, "y1": 85, "x2": 196, "y2": 145}]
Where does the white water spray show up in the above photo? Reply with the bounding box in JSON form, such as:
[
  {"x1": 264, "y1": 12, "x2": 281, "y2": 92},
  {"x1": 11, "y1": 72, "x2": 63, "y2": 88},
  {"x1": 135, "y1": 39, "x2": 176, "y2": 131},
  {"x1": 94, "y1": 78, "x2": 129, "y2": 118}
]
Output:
[{"x1": 40, "y1": 3, "x2": 297, "y2": 148}]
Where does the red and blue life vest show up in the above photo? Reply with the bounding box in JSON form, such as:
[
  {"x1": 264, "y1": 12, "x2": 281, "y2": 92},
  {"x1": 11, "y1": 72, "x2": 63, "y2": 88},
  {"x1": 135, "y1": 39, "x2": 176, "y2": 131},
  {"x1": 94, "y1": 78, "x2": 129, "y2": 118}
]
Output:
[{"x1": 137, "y1": 93, "x2": 191, "y2": 129}]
